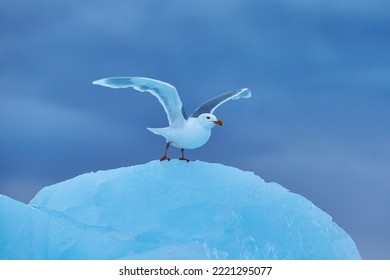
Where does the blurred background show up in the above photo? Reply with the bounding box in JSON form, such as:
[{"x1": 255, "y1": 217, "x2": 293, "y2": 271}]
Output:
[{"x1": 1, "y1": 0, "x2": 389, "y2": 259}]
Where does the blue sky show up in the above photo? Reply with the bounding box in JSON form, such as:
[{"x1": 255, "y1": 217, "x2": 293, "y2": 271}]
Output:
[{"x1": 1, "y1": 0, "x2": 389, "y2": 259}]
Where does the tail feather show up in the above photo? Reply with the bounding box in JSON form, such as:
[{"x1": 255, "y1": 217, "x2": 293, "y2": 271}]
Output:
[{"x1": 146, "y1": 127, "x2": 165, "y2": 136}]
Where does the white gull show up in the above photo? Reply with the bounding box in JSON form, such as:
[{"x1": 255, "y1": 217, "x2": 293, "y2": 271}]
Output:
[{"x1": 92, "y1": 77, "x2": 251, "y2": 161}]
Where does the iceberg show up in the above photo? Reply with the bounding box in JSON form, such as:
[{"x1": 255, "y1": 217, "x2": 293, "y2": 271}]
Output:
[{"x1": 0, "y1": 160, "x2": 360, "y2": 259}]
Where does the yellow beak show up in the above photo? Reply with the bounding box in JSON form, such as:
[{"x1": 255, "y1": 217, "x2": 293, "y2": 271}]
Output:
[{"x1": 213, "y1": 120, "x2": 223, "y2": 126}]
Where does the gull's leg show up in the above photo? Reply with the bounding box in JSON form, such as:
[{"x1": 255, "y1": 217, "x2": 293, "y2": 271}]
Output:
[
  {"x1": 179, "y1": 148, "x2": 190, "y2": 162},
  {"x1": 160, "y1": 143, "x2": 171, "y2": 161}
]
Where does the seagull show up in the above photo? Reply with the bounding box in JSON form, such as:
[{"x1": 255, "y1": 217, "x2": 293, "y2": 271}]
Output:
[{"x1": 92, "y1": 77, "x2": 251, "y2": 162}]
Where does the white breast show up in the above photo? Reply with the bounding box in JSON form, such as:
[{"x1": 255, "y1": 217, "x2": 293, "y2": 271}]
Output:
[{"x1": 166, "y1": 119, "x2": 212, "y2": 149}]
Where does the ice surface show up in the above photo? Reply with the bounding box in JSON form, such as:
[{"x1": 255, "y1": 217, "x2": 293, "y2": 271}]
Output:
[{"x1": 0, "y1": 160, "x2": 361, "y2": 259}]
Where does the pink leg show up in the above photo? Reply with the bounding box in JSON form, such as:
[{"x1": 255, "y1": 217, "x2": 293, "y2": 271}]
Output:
[
  {"x1": 179, "y1": 148, "x2": 190, "y2": 162},
  {"x1": 160, "y1": 143, "x2": 171, "y2": 161}
]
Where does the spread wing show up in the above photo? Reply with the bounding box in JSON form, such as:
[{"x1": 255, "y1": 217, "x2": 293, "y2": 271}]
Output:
[
  {"x1": 191, "y1": 88, "x2": 251, "y2": 118},
  {"x1": 92, "y1": 77, "x2": 187, "y2": 127}
]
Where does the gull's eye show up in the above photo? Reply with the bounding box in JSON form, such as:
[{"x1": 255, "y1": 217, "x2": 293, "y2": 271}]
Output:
[{"x1": 206, "y1": 116, "x2": 210, "y2": 119}]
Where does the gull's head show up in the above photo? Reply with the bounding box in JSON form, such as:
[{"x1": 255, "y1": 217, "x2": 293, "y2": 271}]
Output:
[{"x1": 196, "y1": 113, "x2": 223, "y2": 128}]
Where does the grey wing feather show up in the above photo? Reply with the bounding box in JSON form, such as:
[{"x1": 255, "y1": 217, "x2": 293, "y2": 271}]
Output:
[
  {"x1": 191, "y1": 88, "x2": 251, "y2": 118},
  {"x1": 93, "y1": 77, "x2": 187, "y2": 127}
]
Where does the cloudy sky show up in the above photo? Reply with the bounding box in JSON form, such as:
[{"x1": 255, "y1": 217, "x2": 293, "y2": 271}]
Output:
[{"x1": 1, "y1": 0, "x2": 389, "y2": 259}]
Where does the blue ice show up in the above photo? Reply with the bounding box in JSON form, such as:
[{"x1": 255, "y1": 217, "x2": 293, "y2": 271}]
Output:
[{"x1": 0, "y1": 160, "x2": 361, "y2": 259}]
